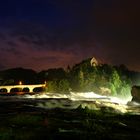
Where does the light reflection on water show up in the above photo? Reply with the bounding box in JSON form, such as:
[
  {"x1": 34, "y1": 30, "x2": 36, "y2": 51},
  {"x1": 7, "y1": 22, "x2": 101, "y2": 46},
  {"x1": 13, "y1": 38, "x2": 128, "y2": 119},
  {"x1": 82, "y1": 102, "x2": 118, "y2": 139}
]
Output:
[{"x1": 0, "y1": 91, "x2": 140, "y2": 114}]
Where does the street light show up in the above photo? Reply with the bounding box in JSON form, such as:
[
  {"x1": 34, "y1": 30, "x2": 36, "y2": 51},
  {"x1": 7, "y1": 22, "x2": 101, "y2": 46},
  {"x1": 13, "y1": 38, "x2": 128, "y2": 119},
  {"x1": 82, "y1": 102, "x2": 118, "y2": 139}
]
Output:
[{"x1": 19, "y1": 81, "x2": 22, "y2": 85}]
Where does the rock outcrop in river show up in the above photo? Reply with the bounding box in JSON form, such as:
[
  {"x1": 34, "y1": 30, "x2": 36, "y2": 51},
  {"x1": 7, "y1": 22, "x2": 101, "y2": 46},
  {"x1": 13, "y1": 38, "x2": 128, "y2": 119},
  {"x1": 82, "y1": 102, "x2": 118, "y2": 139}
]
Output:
[{"x1": 131, "y1": 86, "x2": 140, "y2": 103}]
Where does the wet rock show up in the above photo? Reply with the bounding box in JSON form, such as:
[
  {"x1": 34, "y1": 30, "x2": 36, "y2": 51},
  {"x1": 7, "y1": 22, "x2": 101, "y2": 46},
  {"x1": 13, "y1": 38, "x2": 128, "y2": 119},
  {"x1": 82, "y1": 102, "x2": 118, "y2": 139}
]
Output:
[{"x1": 131, "y1": 86, "x2": 140, "y2": 103}]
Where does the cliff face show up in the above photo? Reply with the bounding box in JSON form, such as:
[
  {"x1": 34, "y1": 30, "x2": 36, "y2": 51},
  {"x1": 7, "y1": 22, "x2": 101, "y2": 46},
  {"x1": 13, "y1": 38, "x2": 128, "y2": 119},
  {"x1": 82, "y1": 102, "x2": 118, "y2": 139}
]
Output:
[{"x1": 131, "y1": 86, "x2": 140, "y2": 103}]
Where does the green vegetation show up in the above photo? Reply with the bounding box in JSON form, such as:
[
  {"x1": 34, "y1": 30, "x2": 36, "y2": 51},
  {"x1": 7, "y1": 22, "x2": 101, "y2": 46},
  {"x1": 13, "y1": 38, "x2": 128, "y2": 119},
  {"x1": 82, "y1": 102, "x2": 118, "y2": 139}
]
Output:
[
  {"x1": 46, "y1": 79, "x2": 70, "y2": 94},
  {"x1": 33, "y1": 58, "x2": 131, "y2": 99},
  {"x1": 0, "y1": 58, "x2": 139, "y2": 97},
  {"x1": 43, "y1": 58, "x2": 132, "y2": 98}
]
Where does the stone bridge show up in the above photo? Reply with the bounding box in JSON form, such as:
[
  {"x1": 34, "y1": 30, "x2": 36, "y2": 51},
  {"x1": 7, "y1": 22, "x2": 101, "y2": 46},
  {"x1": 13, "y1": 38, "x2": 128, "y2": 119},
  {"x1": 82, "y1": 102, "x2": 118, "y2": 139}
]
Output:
[{"x1": 0, "y1": 84, "x2": 46, "y2": 93}]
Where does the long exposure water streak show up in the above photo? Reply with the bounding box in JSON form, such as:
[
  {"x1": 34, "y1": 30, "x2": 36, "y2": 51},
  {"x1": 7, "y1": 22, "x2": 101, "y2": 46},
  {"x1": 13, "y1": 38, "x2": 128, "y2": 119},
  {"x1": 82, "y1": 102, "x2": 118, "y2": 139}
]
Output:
[{"x1": 1, "y1": 91, "x2": 139, "y2": 114}]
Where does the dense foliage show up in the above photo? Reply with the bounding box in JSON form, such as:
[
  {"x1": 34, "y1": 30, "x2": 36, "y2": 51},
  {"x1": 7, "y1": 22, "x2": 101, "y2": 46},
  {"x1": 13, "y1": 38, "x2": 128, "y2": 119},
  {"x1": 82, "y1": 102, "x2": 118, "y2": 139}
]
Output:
[
  {"x1": 0, "y1": 58, "x2": 139, "y2": 97},
  {"x1": 38, "y1": 58, "x2": 133, "y2": 98},
  {"x1": 67, "y1": 59, "x2": 132, "y2": 98}
]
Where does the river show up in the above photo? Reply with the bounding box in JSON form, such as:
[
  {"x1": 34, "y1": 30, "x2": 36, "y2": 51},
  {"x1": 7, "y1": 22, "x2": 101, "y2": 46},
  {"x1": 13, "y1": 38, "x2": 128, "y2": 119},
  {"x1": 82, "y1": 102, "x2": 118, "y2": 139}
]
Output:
[{"x1": 0, "y1": 91, "x2": 139, "y2": 115}]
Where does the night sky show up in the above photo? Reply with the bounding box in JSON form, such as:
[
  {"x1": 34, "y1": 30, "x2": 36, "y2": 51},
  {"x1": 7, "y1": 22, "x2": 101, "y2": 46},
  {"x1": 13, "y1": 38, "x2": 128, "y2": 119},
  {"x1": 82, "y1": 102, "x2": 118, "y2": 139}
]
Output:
[{"x1": 0, "y1": 0, "x2": 140, "y2": 71}]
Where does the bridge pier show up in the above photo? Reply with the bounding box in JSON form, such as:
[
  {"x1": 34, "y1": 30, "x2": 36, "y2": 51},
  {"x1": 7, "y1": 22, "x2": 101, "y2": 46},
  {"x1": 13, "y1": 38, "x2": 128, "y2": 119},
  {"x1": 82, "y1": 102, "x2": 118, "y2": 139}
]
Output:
[
  {"x1": 7, "y1": 88, "x2": 11, "y2": 93},
  {"x1": 30, "y1": 88, "x2": 34, "y2": 93}
]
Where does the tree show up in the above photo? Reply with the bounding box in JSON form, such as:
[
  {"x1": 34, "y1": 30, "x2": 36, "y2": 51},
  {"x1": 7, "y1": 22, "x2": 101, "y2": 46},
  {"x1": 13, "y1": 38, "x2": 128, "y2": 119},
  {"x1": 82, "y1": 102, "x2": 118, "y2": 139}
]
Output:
[
  {"x1": 58, "y1": 79, "x2": 70, "y2": 94},
  {"x1": 47, "y1": 79, "x2": 70, "y2": 94},
  {"x1": 109, "y1": 69, "x2": 122, "y2": 96}
]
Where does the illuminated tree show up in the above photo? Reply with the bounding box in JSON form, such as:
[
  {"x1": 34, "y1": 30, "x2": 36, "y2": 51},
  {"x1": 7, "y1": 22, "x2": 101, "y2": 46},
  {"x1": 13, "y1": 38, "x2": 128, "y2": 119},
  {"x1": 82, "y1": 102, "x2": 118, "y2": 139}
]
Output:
[
  {"x1": 109, "y1": 69, "x2": 122, "y2": 96},
  {"x1": 58, "y1": 79, "x2": 70, "y2": 93},
  {"x1": 47, "y1": 79, "x2": 70, "y2": 94},
  {"x1": 79, "y1": 70, "x2": 84, "y2": 89}
]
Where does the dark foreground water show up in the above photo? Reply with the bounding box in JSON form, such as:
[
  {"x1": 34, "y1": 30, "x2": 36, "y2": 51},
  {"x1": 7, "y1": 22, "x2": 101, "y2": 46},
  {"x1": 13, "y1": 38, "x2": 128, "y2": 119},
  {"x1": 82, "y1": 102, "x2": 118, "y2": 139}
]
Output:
[{"x1": 0, "y1": 92, "x2": 140, "y2": 140}]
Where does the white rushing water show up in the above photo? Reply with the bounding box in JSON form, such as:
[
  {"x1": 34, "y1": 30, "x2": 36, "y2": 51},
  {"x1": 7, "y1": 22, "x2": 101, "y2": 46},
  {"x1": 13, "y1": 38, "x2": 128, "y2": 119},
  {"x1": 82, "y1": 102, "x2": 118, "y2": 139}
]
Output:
[
  {"x1": 1, "y1": 91, "x2": 136, "y2": 114},
  {"x1": 23, "y1": 91, "x2": 132, "y2": 105},
  {"x1": 15, "y1": 91, "x2": 135, "y2": 114}
]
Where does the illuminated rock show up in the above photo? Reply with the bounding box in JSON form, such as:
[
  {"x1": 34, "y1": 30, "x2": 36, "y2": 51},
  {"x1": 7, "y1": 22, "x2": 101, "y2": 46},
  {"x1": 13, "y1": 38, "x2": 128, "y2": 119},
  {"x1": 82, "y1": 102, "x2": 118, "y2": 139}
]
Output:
[
  {"x1": 100, "y1": 87, "x2": 111, "y2": 95},
  {"x1": 131, "y1": 86, "x2": 140, "y2": 103}
]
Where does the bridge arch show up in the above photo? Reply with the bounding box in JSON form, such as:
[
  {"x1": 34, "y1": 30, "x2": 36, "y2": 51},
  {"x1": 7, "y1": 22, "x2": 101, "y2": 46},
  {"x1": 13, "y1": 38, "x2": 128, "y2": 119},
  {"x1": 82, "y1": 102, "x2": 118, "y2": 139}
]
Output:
[
  {"x1": 33, "y1": 87, "x2": 45, "y2": 92},
  {"x1": 10, "y1": 88, "x2": 22, "y2": 93},
  {"x1": 22, "y1": 87, "x2": 30, "y2": 92},
  {"x1": 0, "y1": 88, "x2": 8, "y2": 93}
]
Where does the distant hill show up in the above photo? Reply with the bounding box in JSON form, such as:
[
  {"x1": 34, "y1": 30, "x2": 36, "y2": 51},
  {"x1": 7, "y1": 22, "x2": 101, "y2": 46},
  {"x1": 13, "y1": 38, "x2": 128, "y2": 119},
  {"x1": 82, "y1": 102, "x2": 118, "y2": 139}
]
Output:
[{"x1": 0, "y1": 67, "x2": 37, "y2": 85}]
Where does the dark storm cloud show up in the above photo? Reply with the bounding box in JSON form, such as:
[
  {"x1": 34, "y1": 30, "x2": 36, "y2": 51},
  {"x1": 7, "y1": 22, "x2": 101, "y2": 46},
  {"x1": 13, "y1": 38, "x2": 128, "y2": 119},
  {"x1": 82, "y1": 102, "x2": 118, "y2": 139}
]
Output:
[
  {"x1": 0, "y1": 0, "x2": 99, "y2": 71},
  {"x1": 18, "y1": 37, "x2": 31, "y2": 44},
  {"x1": 0, "y1": 0, "x2": 139, "y2": 71},
  {"x1": 9, "y1": 22, "x2": 53, "y2": 49},
  {"x1": 5, "y1": 47, "x2": 18, "y2": 55},
  {"x1": 10, "y1": 22, "x2": 48, "y2": 39},
  {"x1": 0, "y1": 63, "x2": 6, "y2": 70},
  {"x1": 7, "y1": 41, "x2": 18, "y2": 47},
  {"x1": 0, "y1": 37, "x2": 25, "y2": 57},
  {"x1": 8, "y1": 21, "x2": 95, "y2": 53},
  {"x1": 0, "y1": 0, "x2": 95, "y2": 50},
  {"x1": 91, "y1": 0, "x2": 140, "y2": 70},
  {"x1": 0, "y1": 33, "x2": 6, "y2": 41},
  {"x1": 33, "y1": 56, "x2": 58, "y2": 62},
  {"x1": 15, "y1": 0, "x2": 94, "y2": 46},
  {"x1": 94, "y1": 0, "x2": 140, "y2": 39}
]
